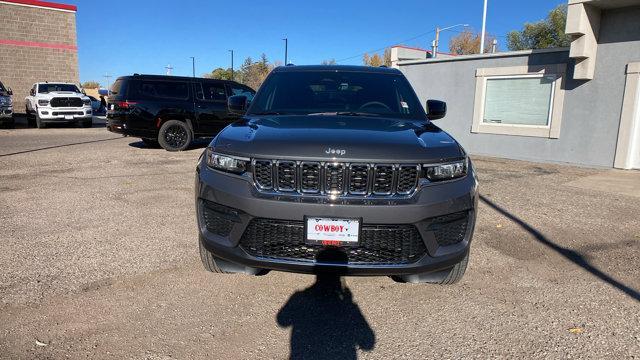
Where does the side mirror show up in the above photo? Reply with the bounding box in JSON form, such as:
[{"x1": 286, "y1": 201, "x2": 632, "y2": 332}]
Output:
[
  {"x1": 228, "y1": 95, "x2": 248, "y2": 115},
  {"x1": 7, "y1": 88, "x2": 13, "y2": 96},
  {"x1": 426, "y1": 99, "x2": 447, "y2": 120},
  {"x1": 30, "y1": 89, "x2": 35, "y2": 96}
]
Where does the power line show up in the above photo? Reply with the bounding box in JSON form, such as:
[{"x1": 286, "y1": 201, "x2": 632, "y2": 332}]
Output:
[{"x1": 335, "y1": 29, "x2": 437, "y2": 63}]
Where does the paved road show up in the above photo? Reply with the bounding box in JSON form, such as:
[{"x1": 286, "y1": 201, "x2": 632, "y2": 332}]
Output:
[{"x1": 0, "y1": 126, "x2": 638, "y2": 359}]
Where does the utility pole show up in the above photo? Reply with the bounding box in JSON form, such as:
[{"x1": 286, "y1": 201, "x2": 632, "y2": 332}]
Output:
[
  {"x1": 480, "y1": 0, "x2": 488, "y2": 54},
  {"x1": 190, "y1": 56, "x2": 195, "y2": 77},
  {"x1": 165, "y1": 64, "x2": 173, "y2": 75},
  {"x1": 433, "y1": 24, "x2": 468, "y2": 58},
  {"x1": 434, "y1": 26, "x2": 440, "y2": 58},
  {"x1": 228, "y1": 50, "x2": 234, "y2": 80},
  {"x1": 283, "y1": 38, "x2": 288, "y2": 65},
  {"x1": 103, "y1": 73, "x2": 112, "y2": 93}
]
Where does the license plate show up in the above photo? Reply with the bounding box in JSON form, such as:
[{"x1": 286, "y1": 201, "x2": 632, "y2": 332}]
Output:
[
  {"x1": 64, "y1": 115, "x2": 73, "y2": 120},
  {"x1": 306, "y1": 217, "x2": 360, "y2": 246}
]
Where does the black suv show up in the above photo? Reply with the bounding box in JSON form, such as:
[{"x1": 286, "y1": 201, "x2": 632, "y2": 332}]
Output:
[
  {"x1": 196, "y1": 65, "x2": 478, "y2": 284},
  {"x1": 106, "y1": 74, "x2": 255, "y2": 151}
]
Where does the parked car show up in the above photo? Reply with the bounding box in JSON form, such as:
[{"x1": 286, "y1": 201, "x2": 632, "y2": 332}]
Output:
[
  {"x1": 196, "y1": 65, "x2": 478, "y2": 284},
  {"x1": 0, "y1": 80, "x2": 13, "y2": 128},
  {"x1": 25, "y1": 82, "x2": 93, "y2": 128},
  {"x1": 87, "y1": 95, "x2": 101, "y2": 111},
  {"x1": 105, "y1": 74, "x2": 256, "y2": 151}
]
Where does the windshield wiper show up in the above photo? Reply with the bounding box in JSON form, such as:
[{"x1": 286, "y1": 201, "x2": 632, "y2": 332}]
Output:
[{"x1": 308, "y1": 111, "x2": 380, "y2": 117}]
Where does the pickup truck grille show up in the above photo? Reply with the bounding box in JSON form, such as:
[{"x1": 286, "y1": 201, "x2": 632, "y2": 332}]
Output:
[
  {"x1": 252, "y1": 160, "x2": 420, "y2": 197},
  {"x1": 50, "y1": 97, "x2": 83, "y2": 108}
]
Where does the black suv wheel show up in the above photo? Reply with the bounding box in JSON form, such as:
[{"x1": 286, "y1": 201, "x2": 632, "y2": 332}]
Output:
[{"x1": 158, "y1": 120, "x2": 192, "y2": 151}]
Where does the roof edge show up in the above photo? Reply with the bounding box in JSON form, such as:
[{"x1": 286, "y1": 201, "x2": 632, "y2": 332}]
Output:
[
  {"x1": 397, "y1": 47, "x2": 569, "y2": 66},
  {"x1": 0, "y1": 0, "x2": 77, "y2": 12}
]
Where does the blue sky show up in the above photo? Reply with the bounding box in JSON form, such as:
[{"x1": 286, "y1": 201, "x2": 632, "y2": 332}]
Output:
[{"x1": 66, "y1": 0, "x2": 565, "y2": 84}]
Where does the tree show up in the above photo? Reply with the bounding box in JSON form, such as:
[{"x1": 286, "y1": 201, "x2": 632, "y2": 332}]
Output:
[
  {"x1": 204, "y1": 54, "x2": 275, "y2": 89},
  {"x1": 321, "y1": 59, "x2": 336, "y2": 65},
  {"x1": 382, "y1": 48, "x2": 391, "y2": 67},
  {"x1": 507, "y1": 5, "x2": 571, "y2": 51},
  {"x1": 204, "y1": 68, "x2": 233, "y2": 80},
  {"x1": 362, "y1": 48, "x2": 391, "y2": 67},
  {"x1": 82, "y1": 81, "x2": 100, "y2": 89},
  {"x1": 449, "y1": 30, "x2": 496, "y2": 55},
  {"x1": 362, "y1": 53, "x2": 383, "y2": 67}
]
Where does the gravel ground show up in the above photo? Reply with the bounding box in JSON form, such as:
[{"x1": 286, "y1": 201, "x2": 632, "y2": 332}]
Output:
[{"x1": 0, "y1": 125, "x2": 638, "y2": 359}]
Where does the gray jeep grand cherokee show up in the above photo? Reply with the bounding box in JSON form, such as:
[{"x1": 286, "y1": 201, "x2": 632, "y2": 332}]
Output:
[{"x1": 195, "y1": 65, "x2": 478, "y2": 284}]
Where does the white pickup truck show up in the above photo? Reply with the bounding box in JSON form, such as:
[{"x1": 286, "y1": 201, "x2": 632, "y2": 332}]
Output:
[{"x1": 25, "y1": 82, "x2": 93, "y2": 128}]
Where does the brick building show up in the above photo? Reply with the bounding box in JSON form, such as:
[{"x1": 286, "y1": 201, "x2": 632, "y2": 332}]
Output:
[{"x1": 0, "y1": 0, "x2": 78, "y2": 112}]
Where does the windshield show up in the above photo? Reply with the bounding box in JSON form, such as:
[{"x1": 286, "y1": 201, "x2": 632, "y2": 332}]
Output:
[
  {"x1": 38, "y1": 83, "x2": 80, "y2": 93},
  {"x1": 248, "y1": 70, "x2": 427, "y2": 120}
]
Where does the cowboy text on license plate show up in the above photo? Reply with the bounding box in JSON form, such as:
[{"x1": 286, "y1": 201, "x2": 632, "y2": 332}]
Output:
[{"x1": 306, "y1": 217, "x2": 359, "y2": 246}]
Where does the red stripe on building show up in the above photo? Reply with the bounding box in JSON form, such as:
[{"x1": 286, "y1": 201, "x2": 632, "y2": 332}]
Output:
[
  {"x1": 0, "y1": 0, "x2": 77, "y2": 11},
  {"x1": 0, "y1": 39, "x2": 77, "y2": 51}
]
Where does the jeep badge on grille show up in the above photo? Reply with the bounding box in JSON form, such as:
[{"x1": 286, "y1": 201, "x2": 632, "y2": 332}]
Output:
[{"x1": 325, "y1": 148, "x2": 346, "y2": 156}]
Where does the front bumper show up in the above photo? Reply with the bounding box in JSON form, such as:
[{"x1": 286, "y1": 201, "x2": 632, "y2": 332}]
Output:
[
  {"x1": 0, "y1": 106, "x2": 13, "y2": 119},
  {"x1": 196, "y1": 159, "x2": 479, "y2": 276},
  {"x1": 37, "y1": 107, "x2": 92, "y2": 121}
]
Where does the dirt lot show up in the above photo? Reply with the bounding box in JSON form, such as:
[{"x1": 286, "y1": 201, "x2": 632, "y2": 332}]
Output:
[{"x1": 0, "y1": 124, "x2": 639, "y2": 359}]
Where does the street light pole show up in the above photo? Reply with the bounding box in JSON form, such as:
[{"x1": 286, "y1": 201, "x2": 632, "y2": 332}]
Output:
[
  {"x1": 480, "y1": 0, "x2": 488, "y2": 54},
  {"x1": 103, "y1": 73, "x2": 112, "y2": 94},
  {"x1": 228, "y1": 50, "x2": 234, "y2": 80},
  {"x1": 433, "y1": 24, "x2": 469, "y2": 58},
  {"x1": 190, "y1": 56, "x2": 195, "y2": 77},
  {"x1": 283, "y1": 38, "x2": 288, "y2": 65}
]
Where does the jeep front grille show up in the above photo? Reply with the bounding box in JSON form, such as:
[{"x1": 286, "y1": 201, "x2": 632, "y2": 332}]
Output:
[
  {"x1": 252, "y1": 159, "x2": 420, "y2": 197},
  {"x1": 239, "y1": 218, "x2": 427, "y2": 264}
]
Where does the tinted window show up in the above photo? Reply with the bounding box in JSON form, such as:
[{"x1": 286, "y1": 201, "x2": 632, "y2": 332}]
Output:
[
  {"x1": 248, "y1": 71, "x2": 426, "y2": 119},
  {"x1": 195, "y1": 82, "x2": 226, "y2": 101},
  {"x1": 110, "y1": 79, "x2": 126, "y2": 96},
  {"x1": 135, "y1": 81, "x2": 189, "y2": 100},
  {"x1": 230, "y1": 84, "x2": 255, "y2": 101},
  {"x1": 38, "y1": 83, "x2": 80, "y2": 93}
]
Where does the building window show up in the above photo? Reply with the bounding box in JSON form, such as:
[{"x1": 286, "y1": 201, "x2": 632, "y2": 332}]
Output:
[{"x1": 472, "y1": 65, "x2": 566, "y2": 138}]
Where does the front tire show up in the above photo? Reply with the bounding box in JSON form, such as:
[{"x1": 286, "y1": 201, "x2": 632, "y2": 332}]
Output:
[
  {"x1": 391, "y1": 252, "x2": 469, "y2": 285},
  {"x1": 199, "y1": 237, "x2": 233, "y2": 274},
  {"x1": 35, "y1": 112, "x2": 46, "y2": 129},
  {"x1": 158, "y1": 120, "x2": 192, "y2": 151}
]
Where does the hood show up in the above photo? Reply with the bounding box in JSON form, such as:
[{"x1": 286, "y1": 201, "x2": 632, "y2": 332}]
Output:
[
  {"x1": 213, "y1": 115, "x2": 463, "y2": 162},
  {"x1": 40, "y1": 91, "x2": 85, "y2": 99}
]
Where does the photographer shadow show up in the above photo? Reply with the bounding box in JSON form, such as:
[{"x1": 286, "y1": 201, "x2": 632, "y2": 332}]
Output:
[{"x1": 277, "y1": 259, "x2": 375, "y2": 359}]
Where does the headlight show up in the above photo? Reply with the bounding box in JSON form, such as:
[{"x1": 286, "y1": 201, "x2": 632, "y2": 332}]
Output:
[
  {"x1": 83, "y1": 98, "x2": 91, "y2": 106},
  {"x1": 424, "y1": 158, "x2": 467, "y2": 181},
  {"x1": 205, "y1": 149, "x2": 247, "y2": 174},
  {"x1": 38, "y1": 99, "x2": 49, "y2": 106}
]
